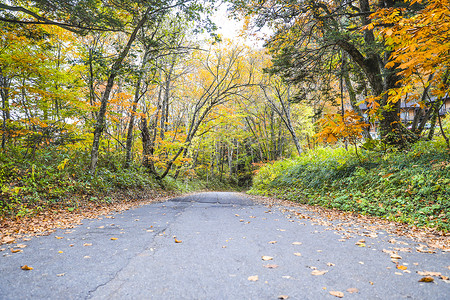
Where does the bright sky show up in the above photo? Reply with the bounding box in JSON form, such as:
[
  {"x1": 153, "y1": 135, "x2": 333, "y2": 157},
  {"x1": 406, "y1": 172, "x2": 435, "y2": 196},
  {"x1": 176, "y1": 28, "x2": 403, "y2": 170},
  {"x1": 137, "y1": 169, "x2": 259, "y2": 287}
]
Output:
[{"x1": 211, "y1": 4, "x2": 268, "y2": 49}]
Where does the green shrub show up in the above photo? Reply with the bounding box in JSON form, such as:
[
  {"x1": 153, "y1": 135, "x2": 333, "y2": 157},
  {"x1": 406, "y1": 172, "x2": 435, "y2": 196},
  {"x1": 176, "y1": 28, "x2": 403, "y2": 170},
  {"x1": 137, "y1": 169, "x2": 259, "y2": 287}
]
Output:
[{"x1": 250, "y1": 140, "x2": 450, "y2": 231}]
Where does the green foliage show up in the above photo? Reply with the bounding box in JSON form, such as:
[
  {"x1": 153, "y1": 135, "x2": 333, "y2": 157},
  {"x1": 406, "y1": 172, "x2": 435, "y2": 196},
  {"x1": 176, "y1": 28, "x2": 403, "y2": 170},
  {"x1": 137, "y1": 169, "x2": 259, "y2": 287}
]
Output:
[
  {"x1": 250, "y1": 139, "x2": 450, "y2": 231},
  {"x1": 0, "y1": 148, "x2": 160, "y2": 217}
]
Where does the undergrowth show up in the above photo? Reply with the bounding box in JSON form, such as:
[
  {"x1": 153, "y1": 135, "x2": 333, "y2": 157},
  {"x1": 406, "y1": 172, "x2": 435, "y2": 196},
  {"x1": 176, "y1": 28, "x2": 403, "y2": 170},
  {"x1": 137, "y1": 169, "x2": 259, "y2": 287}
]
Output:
[
  {"x1": 249, "y1": 138, "x2": 450, "y2": 232},
  {"x1": 0, "y1": 147, "x2": 176, "y2": 217}
]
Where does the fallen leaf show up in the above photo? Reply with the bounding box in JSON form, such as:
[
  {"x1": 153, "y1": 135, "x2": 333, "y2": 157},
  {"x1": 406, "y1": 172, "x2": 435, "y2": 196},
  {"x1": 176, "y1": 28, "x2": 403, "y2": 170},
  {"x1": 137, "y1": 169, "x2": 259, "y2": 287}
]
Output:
[
  {"x1": 346, "y1": 288, "x2": 358, "y2": 293},
  {"x1": 311, "y1": 270, "x2": 328, "y2": 276},
  {"x1": 292, "y1": 242, "x2": 302, "y2": 245},
  {"x1": 174, "y1": 238, "x2": 182, "y2": 243},
  {"x1": 55, "y1": 236, "x2": 64, "y2": 240},
  {"x1": 329, "y1": 291, "x2": 344, "y2": 298},
  {"x1": 248, "y1": 275, "x2": 258, "y2": 281},
  {"x1": 293, "y1": 252, "x2": 302, "y2": 256},
  {"x1": 83, "y1": 243, "x2": 92, "y2": 246},
  {"x1": 57, "y1": 273, "x2": 65, "y2": 277},
  {"x1": 69, "y1": 244, "x2": 74, "y2": 247},
  {"x1": 327, "y1": 263, "x2": 335, "y2": 267},
  {"x1": 83, "y1": 256, "x2": 91, "y2": 259},
  {"x1": 3, "y1": 236, "x2": 15, "y2": 244},
  {"x1": 264, "y1": 264, "x2": 279, "y2": 269},
  {"x1": 390, "y1": 254, "x2": 402, "y2": 260},
  {"x1": 417, "y1": 271, "x2": 441, "y2": 276},
  {"x1": 393, "y1": 247, "x2": 411, "y2": 252},
  {"x1": 282, "y1": 275, "x2": 291, "y2": 279},
  {"x1": 239, "y1": 219, "x2": 244, "y2": 222},
  {"x1": 0, "y1": 248, "x2": 5, "y2": 251},
  {"x1": 440, "y1": 275, "x2": 449, "y2": 280},
  {"x1": 21, "y1": 265, "x2": 33, "y2": 270},
  {"x1": 395, "y1": 272, "x2": 403, "y2": 276},
  {"x1": 419, "y1": 276, "x2": 434, "y2": 282},
  {"x1": 278, "y1": 295, "x2": 289, "y2": 300},
  {"x1": 235, "y1": 214, "x2": 240, "y2": 217},
  {"x1": 262, "y1": 256, "x2": 273, "y2": 261},
  {"x1": 16, "y1": 244, "x2": 27, "y2": 249},
  {"x1": 369, "y1": 281, "x2": 374, "y2": 285},
  {"x1": 268, "y1": 241, "x2": 277, "y2": 244},
  {"x1": 397, "y1": 265, "x2": 407, "y2": 270},
  {"x1": 110, "y1": 237, "x2": 118, "y2": 240},
  {"x1": 98, "y1": 226, "x2": 104, "y2": 229},
  {"x1": 58, "y1": 251, "x2": 63, "y2": 254},
  {"x1": 355, "y1": 241, "x2": 366, "y2": 247}
]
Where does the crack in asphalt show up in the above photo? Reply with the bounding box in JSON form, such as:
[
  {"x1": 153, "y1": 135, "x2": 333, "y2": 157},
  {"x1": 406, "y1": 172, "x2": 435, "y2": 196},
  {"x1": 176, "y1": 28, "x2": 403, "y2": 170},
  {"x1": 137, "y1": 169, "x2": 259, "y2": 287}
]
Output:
[{"x1": 86, "y1": 201, "x2": 191, "y2": 299}]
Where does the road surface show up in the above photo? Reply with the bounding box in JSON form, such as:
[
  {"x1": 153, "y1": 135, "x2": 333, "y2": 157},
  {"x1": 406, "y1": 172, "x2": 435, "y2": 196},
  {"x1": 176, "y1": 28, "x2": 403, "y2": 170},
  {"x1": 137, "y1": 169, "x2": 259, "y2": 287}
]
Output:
[{"x1": 1, "y1": 192, "x2": 449, "y2": 299}]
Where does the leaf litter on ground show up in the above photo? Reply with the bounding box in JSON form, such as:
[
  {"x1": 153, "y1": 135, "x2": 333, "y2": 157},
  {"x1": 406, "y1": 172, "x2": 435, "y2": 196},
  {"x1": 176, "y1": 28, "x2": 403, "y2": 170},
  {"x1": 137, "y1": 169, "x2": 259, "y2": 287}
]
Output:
[{"x1": 248, "y1": 194, "x2": 449, "y2": 250}]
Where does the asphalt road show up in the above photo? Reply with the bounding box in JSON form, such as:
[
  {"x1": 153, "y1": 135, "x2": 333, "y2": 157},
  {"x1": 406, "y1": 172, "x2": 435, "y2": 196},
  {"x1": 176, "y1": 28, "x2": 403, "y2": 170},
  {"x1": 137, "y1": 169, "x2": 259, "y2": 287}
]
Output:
[{"x1": 1, "y1": 192, "x2": 449, "y2": 299}]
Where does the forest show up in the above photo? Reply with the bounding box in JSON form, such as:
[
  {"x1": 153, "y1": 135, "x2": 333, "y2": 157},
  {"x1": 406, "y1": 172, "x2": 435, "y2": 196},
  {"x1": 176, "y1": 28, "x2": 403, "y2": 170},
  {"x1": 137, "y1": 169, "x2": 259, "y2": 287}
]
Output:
[{"x1": 0, "y1": 0, "x2": 449, "y2": 232}]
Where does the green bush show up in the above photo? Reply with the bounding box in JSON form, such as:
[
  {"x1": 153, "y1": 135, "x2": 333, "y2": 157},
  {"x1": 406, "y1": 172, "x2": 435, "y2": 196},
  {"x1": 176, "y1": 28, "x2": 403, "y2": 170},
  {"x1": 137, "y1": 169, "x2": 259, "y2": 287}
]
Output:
[
  {"x1": 250, "y1": 139, "x2": 450, "y2": 231},
  {"x1": 0, "y1": 147, "x2": 161, "y2": 216}
]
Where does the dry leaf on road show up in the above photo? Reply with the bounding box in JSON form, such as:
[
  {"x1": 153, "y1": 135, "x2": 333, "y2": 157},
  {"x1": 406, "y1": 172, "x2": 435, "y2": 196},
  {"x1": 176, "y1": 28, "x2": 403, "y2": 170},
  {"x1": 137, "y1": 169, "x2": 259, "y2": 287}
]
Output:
[
  {"x1": 248, "y1": 275, "x2": 258, "y2": 281},
  {"x1": 329, "y1": 291, "x2": 344, "y2": 298},
  {"x1": 292, "y1": 242, "x2": 302, "y2": 245},
  {"x1": 262, "y1": 256, "x2": 273, "y2": 261},
  {"x1": 294, "y1": 252, "x2": 302, "y2": 256},
  {"x1": 311, "y1": 270, "x2": 328, "y2": 276},
  {"x1": 419, "y1": 276, "x2": 434, "y2": 282},
  {"x1": 417, "y1": 271, "x2": 441, "y2": 276},
  {"x1": 3, "y1": 236, "x2": 15, "y2": 244},
  {"x1": 21, "y1": 265, "x2": 33, "y2": 270},
  {"x1": 346, "y1": 288, "x2": 358, "y2": 293},
  {"x1": 264, "y1": 264, "x2": 279, "y2": 269}
]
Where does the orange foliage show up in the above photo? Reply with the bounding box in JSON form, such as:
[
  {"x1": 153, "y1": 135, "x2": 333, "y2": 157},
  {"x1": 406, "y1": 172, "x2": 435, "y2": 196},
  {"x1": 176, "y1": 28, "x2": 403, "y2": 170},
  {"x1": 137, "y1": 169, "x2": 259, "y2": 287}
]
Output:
[
  {"x1": 315, "y1": 111, "x2": 369, "y2": 144},
  {"x1": 370, "y1": 0, "x2": 450, "y2": 102}
]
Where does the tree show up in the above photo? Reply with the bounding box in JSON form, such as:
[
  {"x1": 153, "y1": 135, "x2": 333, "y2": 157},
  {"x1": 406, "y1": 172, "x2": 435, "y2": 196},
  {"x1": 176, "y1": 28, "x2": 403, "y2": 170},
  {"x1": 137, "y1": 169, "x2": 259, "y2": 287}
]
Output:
[
  {"x1": 370, "y1": 0, "x2": 450, "y2": 145},
  {"x1": 231, "y1": 0, "x2": 419, "y2": 147},
  {"x1": 142, "y1": 43, "x2": 256, "y2": 179}
]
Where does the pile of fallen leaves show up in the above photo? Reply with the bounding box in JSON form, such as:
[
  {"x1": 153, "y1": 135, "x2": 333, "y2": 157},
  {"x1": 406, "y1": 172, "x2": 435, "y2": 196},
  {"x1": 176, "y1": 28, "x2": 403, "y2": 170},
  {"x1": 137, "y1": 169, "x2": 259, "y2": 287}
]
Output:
[
  {"x1": 247, "y1": 194, "x2": 450, "y2": 251},
  {"x1": 0, "y1": 188, "x2": 177, "y2": 245}
]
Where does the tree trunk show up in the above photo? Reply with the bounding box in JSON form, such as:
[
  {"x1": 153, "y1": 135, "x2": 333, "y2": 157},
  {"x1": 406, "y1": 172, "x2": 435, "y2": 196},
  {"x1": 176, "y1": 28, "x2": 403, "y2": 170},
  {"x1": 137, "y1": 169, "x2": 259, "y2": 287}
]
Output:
[
  {"x1": 89, "y1": 9, "x2": 150, "y2": 173},
  {"x1": 0, "y1": 70, "x2": 11, "y2": 150},
  {"x1": 140, "y1": 116, "x2": 156, "y2": 174},
  {"x1": 125, "y1": 50, "x2": 149, "y2": 168}
]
